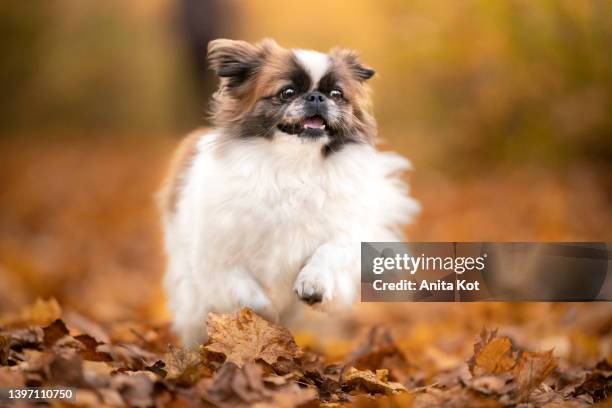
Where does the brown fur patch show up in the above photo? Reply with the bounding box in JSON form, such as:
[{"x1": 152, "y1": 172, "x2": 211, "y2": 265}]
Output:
[
  {"x1": 328, "y1": 48, "x2": 377, "y2": 145},
  {"x1": 157, "y1": 129, "x2": 205, "y2": 216},
  {"x1": 208, "y1": 39, "x2": 294, "y2": 128}
]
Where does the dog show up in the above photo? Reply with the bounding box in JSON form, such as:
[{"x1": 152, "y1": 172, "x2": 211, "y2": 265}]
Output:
[{"x1": 158, "y1": 39, "x2": 419, "y2": 345}]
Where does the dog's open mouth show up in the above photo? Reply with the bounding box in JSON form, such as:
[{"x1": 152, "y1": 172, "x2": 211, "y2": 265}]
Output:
[
  {"x1": 300, "y1": 116, "x2": 326, "y2": 131},
  {"x1": 278, "y1": 115, "x2": 330, "y2": 137}
]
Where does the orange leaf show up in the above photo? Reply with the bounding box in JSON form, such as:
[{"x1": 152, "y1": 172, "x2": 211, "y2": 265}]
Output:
[{"x1": 204, "y1": 309, "x2": 300, "y2": 368}]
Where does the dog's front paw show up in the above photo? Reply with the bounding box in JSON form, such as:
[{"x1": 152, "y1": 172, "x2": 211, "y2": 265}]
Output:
[{"x1": 293, "y1": 267, "x2": 333, "y2": 305}]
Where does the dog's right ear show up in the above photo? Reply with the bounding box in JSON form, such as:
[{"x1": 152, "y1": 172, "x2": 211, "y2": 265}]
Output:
[{"x1": 207, "y1": 39, "x2": 265, "y2": 88}]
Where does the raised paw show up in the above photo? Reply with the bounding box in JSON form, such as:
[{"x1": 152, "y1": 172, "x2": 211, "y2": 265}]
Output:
[{"x1": 293, "y1": 268, "x2": 333, "y2": 305}]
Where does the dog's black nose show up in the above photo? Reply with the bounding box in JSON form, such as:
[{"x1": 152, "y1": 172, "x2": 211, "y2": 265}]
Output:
[
  {"x1": 306, "y1": 91, "x2": 326, "y2": 103},
  {"x1": 304, "y1": 91, "x2": 327, "y2": 115}
]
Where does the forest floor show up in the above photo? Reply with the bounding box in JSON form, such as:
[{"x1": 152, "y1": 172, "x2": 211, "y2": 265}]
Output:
[{"x1": 0, "y1": 137, "x2": 610, "y2": 407}]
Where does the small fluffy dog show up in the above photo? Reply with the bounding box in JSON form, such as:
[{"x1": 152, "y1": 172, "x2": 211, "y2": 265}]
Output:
[{"x1": 158, "y1": 39, "x2": 419, "y2": 345}]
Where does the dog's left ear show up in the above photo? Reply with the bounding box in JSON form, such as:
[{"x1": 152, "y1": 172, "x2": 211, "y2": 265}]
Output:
[
  {"x1": 207, "y1": 38, "x2": 279, "y2": 88},
  {"x1": 331, "y1": 48, "x2": 375, "y2": 82},
  {"x1": 207, "y1": 39, "x2": 260, "y2": 88}
]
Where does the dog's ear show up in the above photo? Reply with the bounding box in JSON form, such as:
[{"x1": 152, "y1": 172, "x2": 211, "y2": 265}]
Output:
[
  {"x1": 207, "y1": 39, "x2": 279, "y2": 88},
  {"x1": 207, "y1": 39, "x2": 260, "y2": 87},
  {"x1": 331, "y1": 48, "x2": 375, "y2": 82}
]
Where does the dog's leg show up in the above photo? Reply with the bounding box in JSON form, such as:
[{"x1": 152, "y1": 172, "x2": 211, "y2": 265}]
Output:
[
  {"x1": 172, "y1": 265, "x2": 277, "y2": 346},
  {"x1": 293, "y1": 241, "x2": 360, "y2": 307}
]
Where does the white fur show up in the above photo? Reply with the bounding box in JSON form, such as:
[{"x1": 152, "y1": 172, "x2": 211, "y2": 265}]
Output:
[
  {"x1": 294, "y1": 50, "x2": 329, "y2": 86},
  {"x1": 162, "y1": 131, "x2": 420, "y2": 345}
]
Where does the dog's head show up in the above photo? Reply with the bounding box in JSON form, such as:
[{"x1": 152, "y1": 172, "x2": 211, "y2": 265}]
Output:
[{"x1": 207, "y1": 39, "x2": 377, "y2": 154}]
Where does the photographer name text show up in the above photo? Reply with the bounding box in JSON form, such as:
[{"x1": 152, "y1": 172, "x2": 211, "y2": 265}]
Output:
[{"x1": 373, "y1": 279, "x2": 480, "y2": 291}]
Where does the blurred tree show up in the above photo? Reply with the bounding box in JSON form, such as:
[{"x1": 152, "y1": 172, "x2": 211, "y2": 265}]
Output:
[
  {"x1": 177, "y1": 0, "x2": 228, "y2": 121},
  {"x1": 0, "y1": 2, "x2": 48, "y2": 134}
]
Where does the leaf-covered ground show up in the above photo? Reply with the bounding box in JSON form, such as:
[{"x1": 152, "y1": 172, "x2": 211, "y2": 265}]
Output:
[
  {"x1": 1, "y1": 300, "x2": 611, "y2": 407},
  {"x1": 0, "y1": 139, "x2": 611, "y2": 407}
]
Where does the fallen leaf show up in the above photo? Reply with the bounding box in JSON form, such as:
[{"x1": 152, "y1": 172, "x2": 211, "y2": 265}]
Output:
[
  {"x1": 349, "y1": 326, "x2": 407, "y2": 370},
  {"x1": 145, "y1": 360, "x2": 167, "y2": 378},
  {"x1": 203, "y1": 362, "x2": 316, "y2": 408},
  {"x1": 302, "y1": 368, "x2": 346, "y2": 402},
  {"x1": 27, "y1": 298, "x2": 62, "y2": 325},
  {"x1": 348, "y1": 326, "x2": 413, "y2": 385},
  {"x1": 513, "y1": 350, "x2": 558, "y2": 402},
  {"x1": 572, "y1": 372, "x2": 611, "y2": 403},
  {"x1": 111, "y1": 372, "x2": 156, "y2": 408},
  {"x1": 5, "y1": 327, "x2": 43, "y2": 350},
  {"x1": 47, "y1": 348, "x2": 85, "y2": 386},
  {"x1": 468, "y1": 329, "x2": 516, "y2": 377},
  {"x1": 203, "y1": 362, "x2": 271, "y2": 407},
  {"x1": 112, "y1": 343, "x2": 160, "y2": 371},
  {"x1": 431, "y1": 364, "x2": 472, "y2": 389},
  {"x1": 43, "y1": 319, "x2": 69, "y2": 347},
  {"x1": 204, "y1": 309, "x2": 300, "y2": 368},
  {"x1": 164, "y1": 344, "x2": 210, "y2": 384},
  {"x1": 343, "y1": 367, "x2": 406, "y2": 395},
  {"x1": 74, "y1": 334, "x2": 113, "y2": 362}
]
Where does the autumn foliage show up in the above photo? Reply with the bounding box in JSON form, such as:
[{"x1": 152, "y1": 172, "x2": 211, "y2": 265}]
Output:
[{"x1": 1, "y1": 301, "x2": 610, "y2": 407}]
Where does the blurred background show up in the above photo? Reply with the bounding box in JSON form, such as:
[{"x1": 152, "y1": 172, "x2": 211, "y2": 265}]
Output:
[{"x1": 0, "y1": 0, "x2": 610, "y2": 363}]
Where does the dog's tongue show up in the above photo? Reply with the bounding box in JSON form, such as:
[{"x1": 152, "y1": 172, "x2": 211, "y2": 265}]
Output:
[{"x1": 301, "y1": 116, "x2": 325, "y2": 130}]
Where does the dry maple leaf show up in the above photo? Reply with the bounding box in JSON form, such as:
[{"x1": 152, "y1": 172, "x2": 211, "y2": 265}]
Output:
[
  {"x1": 343, "y1": 367, "x2": 406, "y2": 396},
  {"x1": 513, "y1": 350, "x2": 557, "y2": 402},
  {"x1": 204, "y1": 309, "x2": 300, "y2": 368},
  {"x1": 469, "y1": 328, "x2": 516, "y2": 377}
]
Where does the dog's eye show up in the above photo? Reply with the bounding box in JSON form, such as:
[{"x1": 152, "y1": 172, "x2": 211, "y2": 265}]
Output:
[
  {"x1": 329, "y1": 89, "x2": 343, "y2": 99},
  {"x1": 279, "y1": 86, "x2": 296, "y2": 101}
]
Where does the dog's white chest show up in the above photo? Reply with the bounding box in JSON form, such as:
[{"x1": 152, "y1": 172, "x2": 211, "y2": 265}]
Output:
[{"x1": 181, "y1": 136, "x2": 345, "y2": 290}]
